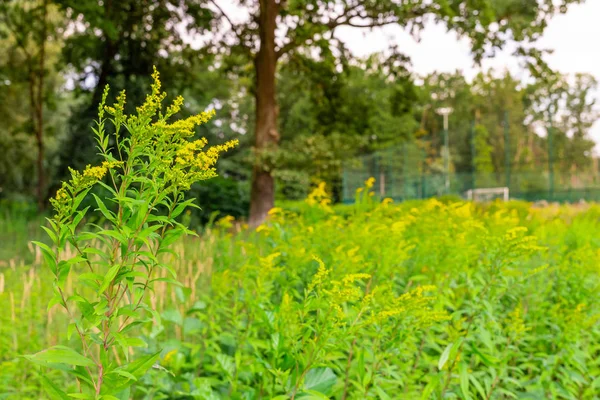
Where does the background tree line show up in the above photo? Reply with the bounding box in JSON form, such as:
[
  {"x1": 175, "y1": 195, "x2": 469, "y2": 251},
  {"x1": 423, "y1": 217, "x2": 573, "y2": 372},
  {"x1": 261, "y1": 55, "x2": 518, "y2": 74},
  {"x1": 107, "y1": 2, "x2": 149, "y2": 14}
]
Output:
[{"x1": 0, "y1": 0, "x2": 596, "y2": 224}]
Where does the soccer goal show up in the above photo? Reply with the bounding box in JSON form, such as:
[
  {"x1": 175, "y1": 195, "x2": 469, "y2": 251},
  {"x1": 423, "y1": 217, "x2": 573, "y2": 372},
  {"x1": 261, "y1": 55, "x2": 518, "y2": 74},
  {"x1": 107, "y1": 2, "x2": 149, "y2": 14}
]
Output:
[{"x1": 465, "y1": 187, "x2": 509, "y2": 202}]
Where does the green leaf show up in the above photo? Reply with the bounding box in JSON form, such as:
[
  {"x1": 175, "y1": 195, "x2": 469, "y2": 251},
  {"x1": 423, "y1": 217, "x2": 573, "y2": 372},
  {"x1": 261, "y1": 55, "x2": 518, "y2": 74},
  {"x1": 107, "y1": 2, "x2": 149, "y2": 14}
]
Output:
[
  {"x1": 41, "y1": 226, "x2": 58, "y2": 243},
  {"x1": 100, "y1": 264, "x2": 121, "y2": 293},
  {"x1": 303, "y1": 367, "x2": 337, "y2": 394},
  {"x1": 216, "y1": 353, "x2": 235, "y2": 378},
  {"x1": 469, "y1": 374, "x2": 487, "y2": 399},
  {"x1": 32, "y1": 241, "x2": 57, "y2": 272},
  {"x1": 171, "y1": 198, "x2": 200, "y2": 219},
  {"x1": 160, "y1": 228, "x2": 185, "y2": 248},
  {"x1": 375, "y1": 386, "x2": 392, "y2": 400},
  {"x1": 97, "y1": 229, "x2": 127, "y2": 245},
  {"x1": 110, "y1": 370, "x2": 137, "y2": 381},
  {"x1": 460, "y1": 362, "x2": 471, "y2": 400},
  {"x1": 121, "y1": 351, "x2": 161, "y2": 378},
  {"x1": 296, "y1": 390, "x2": 331, "y2": 399},
  {"x1": 25, "y1": 346, "x2": 95, "y2": 367},
  {"x1": 73, "y1": 188, "x2": 92, "y2": 211},
  {"x1": 438, "y1": 343, "x2": 453, "y2": 370},
  {"x1": 72, "y1": 207, "x2": 90, "y2": 229},
  {"x1": 92, "y1": 193, "x2": 116, "y2": 222},
  {"x1": 40, "y1": 373, "x2": 71, "y2": 400},
  {"x1": 48, "y1": 289, "x2": 63, "y2": 311}
]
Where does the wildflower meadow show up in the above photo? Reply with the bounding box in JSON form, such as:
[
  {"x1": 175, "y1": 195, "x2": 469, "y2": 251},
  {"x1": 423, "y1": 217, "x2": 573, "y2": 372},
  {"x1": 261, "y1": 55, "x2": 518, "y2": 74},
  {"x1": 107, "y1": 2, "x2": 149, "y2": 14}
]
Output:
[{"x1": 2, "y1": 74, "x2": 600, "y2": 400}]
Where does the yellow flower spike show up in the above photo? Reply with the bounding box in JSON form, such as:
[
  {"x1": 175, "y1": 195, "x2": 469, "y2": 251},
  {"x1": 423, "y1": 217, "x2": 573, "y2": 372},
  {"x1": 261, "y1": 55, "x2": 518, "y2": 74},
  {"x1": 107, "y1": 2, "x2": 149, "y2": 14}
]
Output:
[
  {"x1": 308, "y1": 256, "x2": 330, "y2": 292},
  {"x1": 341, "y1": 273, "x2": 371, "y2": 287},
  {"x1": 255, "y1": 224, "x2": 271, "y2": 234},
  {"x1": 268, "y1": 207, "x2": 283, "y2": 216},
  {"x1": 83, "y1": 164, "x2": 108, "y2": 180},
  {"x1": 365, "y1": 177, "x2": 376, "y2": 189}
]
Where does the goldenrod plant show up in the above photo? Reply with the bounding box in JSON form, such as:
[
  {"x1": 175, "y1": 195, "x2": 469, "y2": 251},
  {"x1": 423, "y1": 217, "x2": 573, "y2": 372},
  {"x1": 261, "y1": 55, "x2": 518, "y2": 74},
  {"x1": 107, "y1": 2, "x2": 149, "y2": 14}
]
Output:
[{"x1": 26, "y1": 68, "x2": 237, "y2": 399}]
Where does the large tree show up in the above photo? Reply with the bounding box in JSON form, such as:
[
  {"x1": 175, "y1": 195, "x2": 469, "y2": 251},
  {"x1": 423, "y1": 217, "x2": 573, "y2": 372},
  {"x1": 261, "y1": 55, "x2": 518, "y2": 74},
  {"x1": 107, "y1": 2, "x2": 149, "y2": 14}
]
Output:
[{"x1": 200, "y1": 0, "x2": 582, "y2": 226}]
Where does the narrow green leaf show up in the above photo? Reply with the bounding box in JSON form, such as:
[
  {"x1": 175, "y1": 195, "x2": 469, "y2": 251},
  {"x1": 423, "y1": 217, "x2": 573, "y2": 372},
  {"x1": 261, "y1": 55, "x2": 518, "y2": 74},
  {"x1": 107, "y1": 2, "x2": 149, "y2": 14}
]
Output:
[
  {"x1": 460, "y1": 362, "x2": 471, "y2": 400},
  {"x1": 73, "y1": 188, "x2": 92, "y2": 211},
  {"x1": 92, "y1": 193, "x2": 115, "y2": 222},
  {"x1": 438, "y1": 343, "x2": 453, "y2": 371},
  {"x1": 171, "y1": 198, "x2": 200, "y2": 219},
  {"x1": 41, "y1": 226, "x2": 58, "y2": 243},
  {"x1": 122, "y1": 351, "x2": 161, "y2": 378},
  {"x1": 72, "y1": 207, "x2": 90, "y2": 229},
  {"x1": 32, "y1": 241, "x2": 57, "y2": 271},
  {"x1": 111, "y1": 370, "x2": 137, "y2": 381},
  {"x1": 100, "y1": 264, "x2": 121, "y2": 294}
]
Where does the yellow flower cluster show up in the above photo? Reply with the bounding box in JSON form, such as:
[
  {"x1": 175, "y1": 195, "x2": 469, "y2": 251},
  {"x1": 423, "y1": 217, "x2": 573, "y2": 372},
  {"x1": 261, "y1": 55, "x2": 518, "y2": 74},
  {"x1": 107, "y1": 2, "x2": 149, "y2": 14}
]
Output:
[
  {"x1": 308, "y1": 256, "x2": 330, "y2": 292},
  {"x1": 176, "y1": 138, "x2": 209, "y2": 164},
  {"x1": 260, "y1": 252, "x2": 281, "y2": 269},
  {"x1": 83, "y1": 161, "x2": 123, "y2": 180},
  {"x1": 216, "y1": 215, "x2": 235, "y2": 230},
  {"x1": 503, "y1": 226, "x2": 544, "y2": 256},
  {"x1": 82, "y1": 164, "x2": 108, "y2": 180},
  {"x1": 175, "y1": 138, "x2": 238, "y2": 171},
  {"x1": 51, "y1": 161, "x2": 123, "y2": 217},
  {"x1": 369, "y1": 285, "x2": 449, "y2": 325},
  {"x1": 55, "y1": 187, "x2": 69, "y2": 202},
  {"x1": 306, "y1": 182, "x2": 333, "y2": 212},
  {"x1": 165, "y1": 95, "x2": 184, "y2": 118},
  {"x1": 135, "y1": 67, "x2": 167, "y2": 120},
  {"x1": 104, "y1": 90, "x2": 126, "y2": 123},
  {"x1": 157, "y1": 111, "x2": 216, "y2": 138},
  {"x1": 505, "y1": 304, "x2": 530, "y2": 339}
]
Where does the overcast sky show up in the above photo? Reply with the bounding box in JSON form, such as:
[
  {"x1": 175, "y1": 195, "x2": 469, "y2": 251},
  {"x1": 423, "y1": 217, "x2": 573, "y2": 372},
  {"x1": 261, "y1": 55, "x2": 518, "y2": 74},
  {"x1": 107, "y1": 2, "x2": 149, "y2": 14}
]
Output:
[{"x1": 333, "y1": 1, "x2": 600, "y2": 143}]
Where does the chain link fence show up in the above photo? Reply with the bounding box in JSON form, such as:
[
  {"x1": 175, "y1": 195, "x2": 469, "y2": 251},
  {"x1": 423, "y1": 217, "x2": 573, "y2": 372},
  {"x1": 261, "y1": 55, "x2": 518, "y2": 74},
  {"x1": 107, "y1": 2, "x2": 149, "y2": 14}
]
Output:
[{"x1": 342, "y1": 141, "x2": 600, "y2": 203}]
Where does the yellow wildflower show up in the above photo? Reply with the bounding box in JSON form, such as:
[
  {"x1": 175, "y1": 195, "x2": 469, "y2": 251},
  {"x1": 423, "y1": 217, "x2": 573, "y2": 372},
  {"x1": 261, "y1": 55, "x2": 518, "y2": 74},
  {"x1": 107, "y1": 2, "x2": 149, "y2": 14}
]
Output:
[
  {"x1": 83, "y1": 164, "x2": 108, "y2": 180},
  {"x1": 308, "y1": 256, "x2": 330, "y2": 292}
]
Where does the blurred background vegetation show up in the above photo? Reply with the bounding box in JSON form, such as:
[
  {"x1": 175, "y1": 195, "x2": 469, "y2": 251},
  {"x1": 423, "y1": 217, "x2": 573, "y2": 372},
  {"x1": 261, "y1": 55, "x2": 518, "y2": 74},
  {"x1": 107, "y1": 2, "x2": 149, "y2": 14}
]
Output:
[{"x1": 0, "y1": 0, "x2": 598, "y2": 225}]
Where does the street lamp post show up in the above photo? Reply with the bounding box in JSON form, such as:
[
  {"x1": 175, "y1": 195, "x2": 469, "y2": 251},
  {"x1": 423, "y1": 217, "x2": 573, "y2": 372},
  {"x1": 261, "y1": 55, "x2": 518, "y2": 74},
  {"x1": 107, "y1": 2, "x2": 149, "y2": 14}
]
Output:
[{"x1": 437, "y1": 107, "x2": 453, "y2": 193}]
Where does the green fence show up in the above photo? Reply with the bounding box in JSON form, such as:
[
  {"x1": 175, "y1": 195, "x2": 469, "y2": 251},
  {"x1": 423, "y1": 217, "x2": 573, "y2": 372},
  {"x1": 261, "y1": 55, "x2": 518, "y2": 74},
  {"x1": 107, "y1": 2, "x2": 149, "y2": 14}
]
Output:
[{"x1": 342, "y1": 142, "x2": 600, "y2": 203}]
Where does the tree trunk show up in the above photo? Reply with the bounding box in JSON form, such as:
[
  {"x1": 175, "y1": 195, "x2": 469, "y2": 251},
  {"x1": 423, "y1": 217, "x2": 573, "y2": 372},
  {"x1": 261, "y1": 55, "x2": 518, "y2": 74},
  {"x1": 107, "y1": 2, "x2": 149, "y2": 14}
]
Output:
[{"x1": 248, "y1": 0, "x2": 279, "y2": 228}]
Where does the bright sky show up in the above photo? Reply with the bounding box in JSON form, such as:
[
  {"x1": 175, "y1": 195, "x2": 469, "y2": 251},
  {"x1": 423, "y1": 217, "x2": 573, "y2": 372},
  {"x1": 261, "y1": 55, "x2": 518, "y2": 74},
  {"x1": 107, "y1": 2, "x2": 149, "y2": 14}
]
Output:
[{"x1": 334, "y1": 1, "x2": 600, "y2": 143}]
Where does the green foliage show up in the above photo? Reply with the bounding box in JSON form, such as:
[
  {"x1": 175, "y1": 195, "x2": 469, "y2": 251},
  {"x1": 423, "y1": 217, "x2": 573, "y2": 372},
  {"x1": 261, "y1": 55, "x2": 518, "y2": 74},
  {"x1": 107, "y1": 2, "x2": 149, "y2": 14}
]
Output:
[
  {"x1": 4, "y1": 182, "x2": 600, "y2": 398},
  {"x1": 0, "y1": 0, "x2": 69, "y2": 202}
]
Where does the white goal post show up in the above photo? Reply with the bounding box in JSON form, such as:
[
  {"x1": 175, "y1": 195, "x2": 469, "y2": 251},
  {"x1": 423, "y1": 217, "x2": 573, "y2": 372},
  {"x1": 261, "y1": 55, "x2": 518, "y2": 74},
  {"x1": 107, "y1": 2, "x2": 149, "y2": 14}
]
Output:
[{"x1": 465, "y1": 187, "x2": 509, "y2": 202}]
